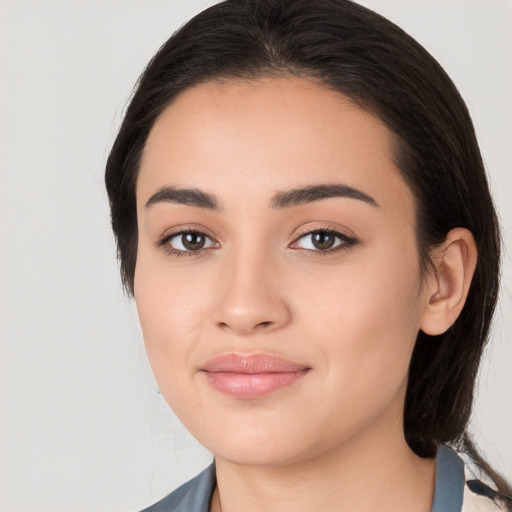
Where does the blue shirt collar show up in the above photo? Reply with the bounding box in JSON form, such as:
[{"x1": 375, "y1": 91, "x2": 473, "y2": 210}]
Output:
[{"x1": 431, "y1": 444, "x2": 465, "y2": 512}]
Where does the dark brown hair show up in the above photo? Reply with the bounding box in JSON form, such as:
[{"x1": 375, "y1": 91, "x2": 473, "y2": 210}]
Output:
[{"x1": 105, "y1": 0, "x2": 510, "y2": 504}]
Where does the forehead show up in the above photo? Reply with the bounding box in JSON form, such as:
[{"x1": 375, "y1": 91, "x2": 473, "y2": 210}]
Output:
[{"x1": 137, "y1": 77, "x2": 414, "y2": 219}]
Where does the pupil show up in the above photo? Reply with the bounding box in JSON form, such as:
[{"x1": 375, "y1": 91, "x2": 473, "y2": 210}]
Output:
[
  {"x1": 182, "y1": 233, "x2": 205, "y2": 250},
  {"x1": 312, "y1": 232, "x2": 335, "y2": 250}
]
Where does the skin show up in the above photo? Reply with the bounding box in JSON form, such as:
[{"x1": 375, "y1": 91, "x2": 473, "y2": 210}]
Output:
[{"x1": 134, "y1": 78, "x2": 477, "y2": 512}]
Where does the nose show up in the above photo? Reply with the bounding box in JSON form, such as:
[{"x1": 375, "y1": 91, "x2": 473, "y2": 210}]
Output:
[{"x1": 213, "y1": 249, "x2": 292, "y2": 336}]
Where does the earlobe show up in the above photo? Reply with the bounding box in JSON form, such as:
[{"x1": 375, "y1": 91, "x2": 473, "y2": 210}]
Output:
[{"x1": 420, "y1": 228, "x2": 478, "y2": 336}]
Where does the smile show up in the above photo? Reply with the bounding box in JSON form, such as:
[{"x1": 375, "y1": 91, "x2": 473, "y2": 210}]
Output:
[{"x1": 200, "y1": 353, "x2": 311, "y2": 399}]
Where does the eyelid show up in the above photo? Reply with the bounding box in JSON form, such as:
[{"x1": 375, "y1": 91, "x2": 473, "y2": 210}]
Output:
[
  {"x1": 157, "y1": 224, "x2": 217, "y2": 243},
  {"x1": 292, "y1": 222, "x2": 355, "y2": 239}
]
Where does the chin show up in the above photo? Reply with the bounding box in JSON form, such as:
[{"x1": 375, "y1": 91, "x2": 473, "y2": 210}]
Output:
[
  {"x1": 192, "y1": 422, "x2": 342, "y2": 469},
  {"x1": 185, "y1": 421, "x2": 303, "y2": 467},
  {"x1": 214, "y1": 443, "x2": 311, "y2": 468}
]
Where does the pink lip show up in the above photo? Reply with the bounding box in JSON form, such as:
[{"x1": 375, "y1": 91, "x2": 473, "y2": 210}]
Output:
[{"x1": 200, "y1": 354, "x2": 310, "y2": 399}]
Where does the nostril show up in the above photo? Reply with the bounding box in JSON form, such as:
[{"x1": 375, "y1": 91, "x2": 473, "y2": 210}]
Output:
[
  {"x1": 216, "y1": 320, "x2": 274, "y2": 334},
  {"x1": 256, "y1": 321, "x2": 273, "y2": 329}
]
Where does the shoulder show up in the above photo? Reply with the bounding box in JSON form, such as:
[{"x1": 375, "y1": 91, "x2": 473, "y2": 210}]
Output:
[{"x1": 139, "y1": 463, "x2": 216, "y2": 512}]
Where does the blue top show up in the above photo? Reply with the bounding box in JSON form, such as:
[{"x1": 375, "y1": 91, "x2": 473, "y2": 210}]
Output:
[{"x1": 139, "y1": 445, "x2": 496, "y2": 512}]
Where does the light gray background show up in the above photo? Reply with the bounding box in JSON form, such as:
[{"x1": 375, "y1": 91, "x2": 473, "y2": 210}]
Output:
[{"x1": 0, "y1": 1, "x2": 511, "y2": 511}]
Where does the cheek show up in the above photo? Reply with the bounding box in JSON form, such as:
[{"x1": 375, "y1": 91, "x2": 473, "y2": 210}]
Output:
[
  {"x1": 133, "y1": 254, "x2": 213, "y2": 390},
  {"x1": 297, "y1": 243, "x2": 423, "y2": 389}
]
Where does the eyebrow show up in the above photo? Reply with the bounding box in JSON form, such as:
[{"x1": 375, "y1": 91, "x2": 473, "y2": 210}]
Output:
[
  {"x1": 271, "y1": 183, "x2": 379, "y2": 209},
  {"x1": 145, "y1": 186, "x2": 221, "y2": 210},
  {"x1": 144, "y1": 183, "x2": 379, "y2": 211}
]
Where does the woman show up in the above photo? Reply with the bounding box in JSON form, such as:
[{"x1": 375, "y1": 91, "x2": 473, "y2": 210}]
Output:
[{"x1": 105, "y1": 0, "x2": 511, "y2": 510}]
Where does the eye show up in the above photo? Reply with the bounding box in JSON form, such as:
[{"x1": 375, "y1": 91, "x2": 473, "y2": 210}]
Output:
[
  {"x1": 292, "y1": 229, "x2": 356, "y2": 253},
  {"x1": 159, "y1": 230, "x2": 218, "y2": 255}
]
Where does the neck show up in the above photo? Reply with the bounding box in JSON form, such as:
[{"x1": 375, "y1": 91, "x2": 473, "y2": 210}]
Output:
[{"x1": 211, "y1": 402, "x2": 435, "y2": 512}]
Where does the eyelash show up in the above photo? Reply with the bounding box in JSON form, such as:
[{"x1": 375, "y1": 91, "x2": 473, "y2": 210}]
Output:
[{"x1": 157, "y1": 227, "x2": 358, "y2": 258}]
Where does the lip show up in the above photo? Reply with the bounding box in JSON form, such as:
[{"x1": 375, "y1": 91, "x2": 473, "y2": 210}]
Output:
[{"x1": 200, "y1": 353, "x2": 311, "y2": 399}]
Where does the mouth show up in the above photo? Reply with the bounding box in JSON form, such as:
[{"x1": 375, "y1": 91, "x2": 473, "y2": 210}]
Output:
[{"x1": 200, "y1": 353, "x2": 311, "y2": 399}]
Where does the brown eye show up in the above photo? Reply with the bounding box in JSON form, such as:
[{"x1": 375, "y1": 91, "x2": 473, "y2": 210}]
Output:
[
  {"x1": 163, "y1": 230, "x2": 217, "y2": 253},
  {"x1": 292, "y1": 229, "x2": 357, "y2": 253},
  {"x1": 181, "y1": 232, "x2": 206, "y2": 250},
  {"x1": 311, "y1": 232, "x2": 336, "y2": 250}
]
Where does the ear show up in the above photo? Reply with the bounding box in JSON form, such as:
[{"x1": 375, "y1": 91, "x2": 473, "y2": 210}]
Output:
[{"x1": 420, "y1": 228, "x2": 478, "y2": 336}]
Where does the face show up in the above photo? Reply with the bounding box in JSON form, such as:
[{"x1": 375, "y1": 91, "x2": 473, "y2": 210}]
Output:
[{"x1": 134, "y1": 77, "x2": 431, "y2": 467}]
